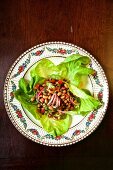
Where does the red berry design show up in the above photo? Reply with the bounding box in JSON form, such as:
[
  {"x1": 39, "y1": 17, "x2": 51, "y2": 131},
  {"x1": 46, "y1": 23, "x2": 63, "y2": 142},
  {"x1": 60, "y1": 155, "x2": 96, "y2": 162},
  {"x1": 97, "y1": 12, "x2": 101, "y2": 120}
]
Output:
[
  {"x1": 32, "y1": 130, "x2": 38, "y2": 135},
  {"x1": 36, "y1": 51, "x2": 41, "y2": 55},
  {"x1": 18, "y1": 66, "x2": 24, "y2": 73},
  {"x1": 75, "y1": 130, "x2": 80, "y2": 135},
  {"x1": 58, "y1": 49, "x2": 66, "y2": 54},
  {"x1": 88, "y1": 113, "x2": 95, "y2": 121}
]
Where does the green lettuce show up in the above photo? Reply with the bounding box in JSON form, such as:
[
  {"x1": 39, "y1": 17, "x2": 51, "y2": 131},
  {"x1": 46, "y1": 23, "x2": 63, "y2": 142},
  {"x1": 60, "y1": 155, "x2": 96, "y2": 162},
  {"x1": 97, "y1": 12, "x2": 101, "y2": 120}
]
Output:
[
  {"x1": 30, "y1": 55, "x2": 95, "y2": 87},
  {"x1": 63, "y1": 53, "x2": 87, "y2": 63},
  {"x1": 15, "y1": 89, "x2": 41, "y2": 120},
  {"x1": 58, "y1": 56, "x2": 95, "y2": 86},
  {"x1": 69, "y1": 84, "x2": 101, "y2": 115},
  {"x1": 40, "y1": 115, "x2": 71, "y2": 136},
  {"x1": 14, "y1": 54, "x2": 102, "y2": 136},
  {"x1": 30, "y1": 58, "x2": 59, "y2": 79}
]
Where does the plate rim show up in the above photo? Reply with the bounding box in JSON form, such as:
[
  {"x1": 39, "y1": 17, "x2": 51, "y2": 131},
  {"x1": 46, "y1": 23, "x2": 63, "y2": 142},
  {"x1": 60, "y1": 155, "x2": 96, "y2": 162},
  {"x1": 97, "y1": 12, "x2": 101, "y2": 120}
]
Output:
[{"x1": 4, "y1": 41, "x2": 109, "y2": 147}]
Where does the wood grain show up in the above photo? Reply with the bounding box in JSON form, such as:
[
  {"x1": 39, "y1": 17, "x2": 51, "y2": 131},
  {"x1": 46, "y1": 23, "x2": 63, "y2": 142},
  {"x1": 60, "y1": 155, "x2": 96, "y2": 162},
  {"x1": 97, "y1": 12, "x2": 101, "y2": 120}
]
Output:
[{"x1": 0, "y1": 0, "x2": 113, "y2": 169}]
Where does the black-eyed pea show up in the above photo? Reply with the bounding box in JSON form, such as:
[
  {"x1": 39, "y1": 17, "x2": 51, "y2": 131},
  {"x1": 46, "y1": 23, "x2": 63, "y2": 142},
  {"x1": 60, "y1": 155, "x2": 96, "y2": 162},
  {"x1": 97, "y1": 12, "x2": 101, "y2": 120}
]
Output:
[
  {"x1": 45, "y1": 99, "x2": 48, "y2": 104},
  {"x1": 48, "y1": 106, "x2": 53, "y2": 110},
  {"x1": 64, "y1": 83, "x2": 68, "y2": 88},
  {"x1": 40, "y1": 98, "x2": 45, "y2": 103},
  {"x1": 57, "y1": 92, "x2": 61, "y2": 96},
  {"x1": 43, "y1": 95, "x2": 48, "y2": 99},
  {"x1": 61, "y1": 95, "x2": 65, "y2": 99},
  {"x1": 63, "y1": 90, "x2": 66, "y2": 93}
]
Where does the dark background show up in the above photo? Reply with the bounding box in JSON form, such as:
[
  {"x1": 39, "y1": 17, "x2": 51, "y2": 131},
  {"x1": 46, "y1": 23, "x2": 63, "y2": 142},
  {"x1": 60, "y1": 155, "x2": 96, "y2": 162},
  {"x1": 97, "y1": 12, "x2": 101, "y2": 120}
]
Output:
[{"x1": 0, "y1": 0, "x2": 113, "y2": 169}]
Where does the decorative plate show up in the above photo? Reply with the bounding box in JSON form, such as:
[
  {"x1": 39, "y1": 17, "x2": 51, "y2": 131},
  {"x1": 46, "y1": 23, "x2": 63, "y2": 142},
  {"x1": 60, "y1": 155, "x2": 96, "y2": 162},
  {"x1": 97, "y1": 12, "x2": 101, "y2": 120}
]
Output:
[{"x1": 4, "y1": 42, "x2": 109, "y2": 146}]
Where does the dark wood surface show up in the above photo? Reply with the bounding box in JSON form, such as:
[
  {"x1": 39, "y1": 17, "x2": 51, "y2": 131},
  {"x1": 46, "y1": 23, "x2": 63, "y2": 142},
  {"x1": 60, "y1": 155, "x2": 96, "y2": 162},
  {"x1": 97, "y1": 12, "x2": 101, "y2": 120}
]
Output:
[{"x1": 0, "y1": 0, "x2": 113, "y2": 169}]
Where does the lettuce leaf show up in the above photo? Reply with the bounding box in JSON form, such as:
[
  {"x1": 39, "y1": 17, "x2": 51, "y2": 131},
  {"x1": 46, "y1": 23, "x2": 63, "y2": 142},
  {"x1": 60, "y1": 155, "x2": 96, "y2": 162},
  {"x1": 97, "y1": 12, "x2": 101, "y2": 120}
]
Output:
[
  {"x1": 58, "y1": 56, "x2": 95, "y2": 86},
  {"x1": 31, "y1": 59, "x2": 59, "y2": 79},
  {"x1": 40, "y1": 114, "x2": 71, "y2": 136},
  {"x1": 63, "y1": 53, "x2": 85, "y2": 63},
  {"x1": 19, "y1": 75, "x2": 45, "y2": 94},
  {"x1": 19, "y1": 78, "x2": 31, "y2": 94},
  {"x1": 69, "y1": 84, "x2": 101, "y2": 115},
  {"x1": 14, "y1": 89, "x2": 41, "y2": 120},
  {"x1": 65, "y1": 110, "x2": 78, "y2": 115}
]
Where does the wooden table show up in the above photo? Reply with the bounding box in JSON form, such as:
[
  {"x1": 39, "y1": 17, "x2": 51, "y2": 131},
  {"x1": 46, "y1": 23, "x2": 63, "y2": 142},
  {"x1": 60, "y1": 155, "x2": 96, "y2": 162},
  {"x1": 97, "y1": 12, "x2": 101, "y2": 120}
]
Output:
[{"x1": 0, "y1": 0, "x2": 113, "y2": 169}]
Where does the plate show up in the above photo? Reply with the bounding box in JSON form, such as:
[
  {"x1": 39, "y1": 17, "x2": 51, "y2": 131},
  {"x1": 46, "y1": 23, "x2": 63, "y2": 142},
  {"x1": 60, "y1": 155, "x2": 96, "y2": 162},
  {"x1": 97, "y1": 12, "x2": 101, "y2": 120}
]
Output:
[{"x1": 4, "y1": 42, "x2": 109, "y2": 146}]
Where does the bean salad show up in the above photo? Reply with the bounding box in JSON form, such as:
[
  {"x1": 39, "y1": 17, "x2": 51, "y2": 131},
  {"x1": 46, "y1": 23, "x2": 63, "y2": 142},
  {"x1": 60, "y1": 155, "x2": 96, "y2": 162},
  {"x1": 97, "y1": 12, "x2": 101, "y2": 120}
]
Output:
[{"x1": 31, "y1": 79, "x2": 78, "y2": 120}]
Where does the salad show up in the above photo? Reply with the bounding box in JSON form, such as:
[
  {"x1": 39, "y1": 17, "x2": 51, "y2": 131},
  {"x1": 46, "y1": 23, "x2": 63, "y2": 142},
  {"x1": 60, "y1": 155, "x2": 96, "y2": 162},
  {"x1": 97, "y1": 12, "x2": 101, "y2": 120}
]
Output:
[{"x1": 14, "y1": 54, "x2": 102, "y2": 136}]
